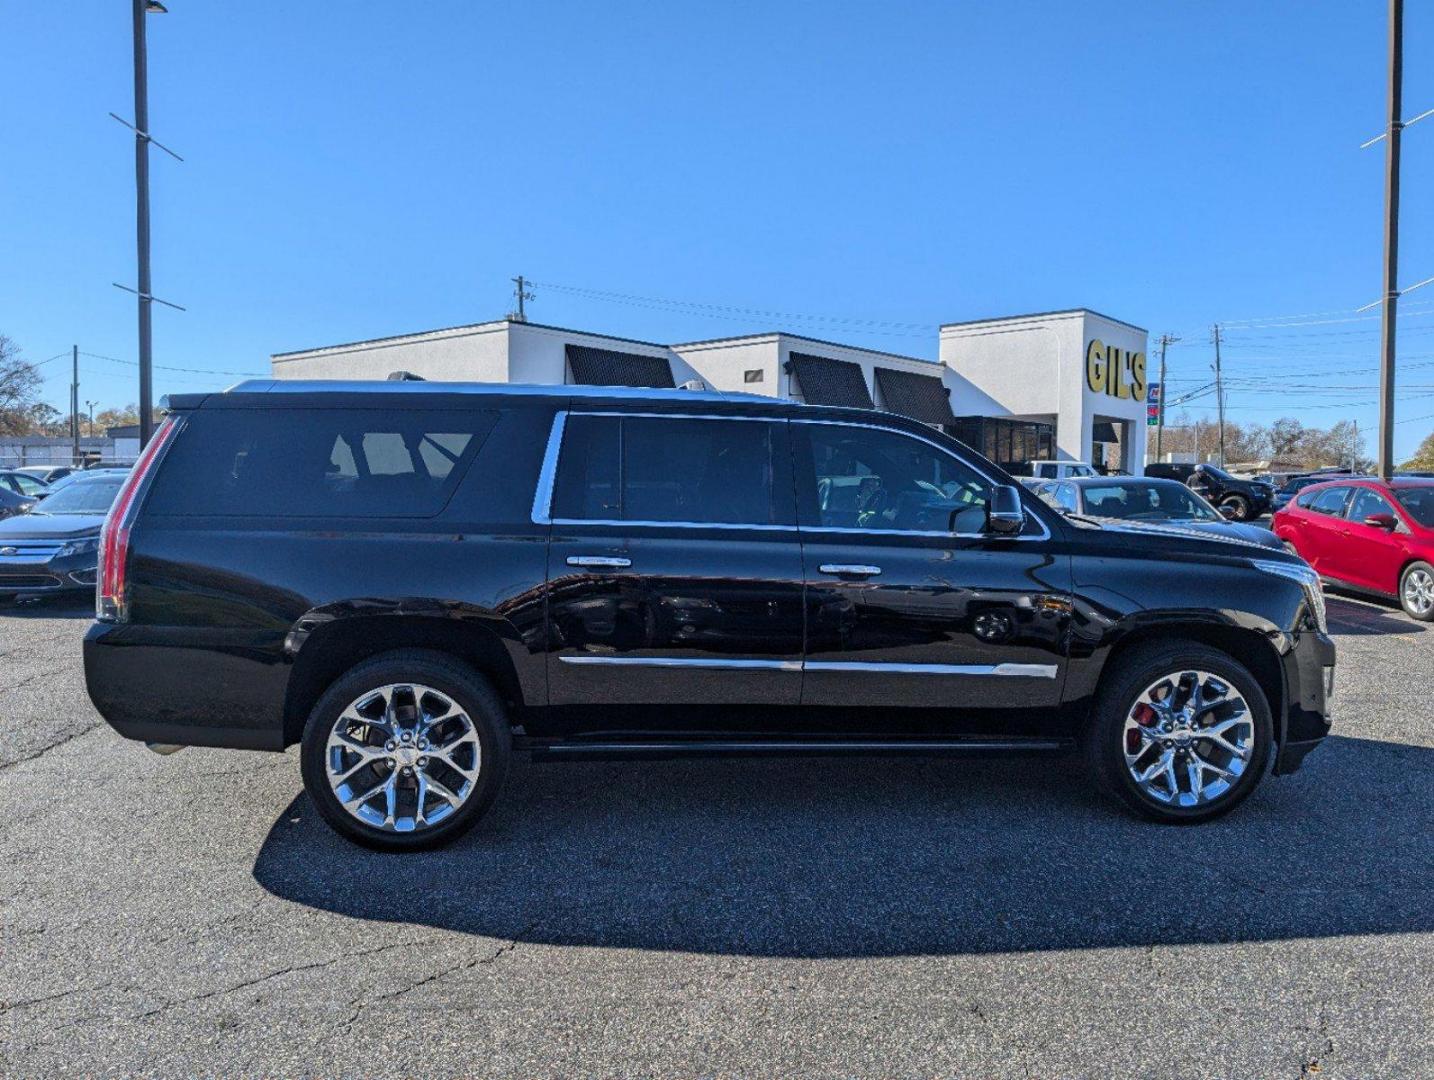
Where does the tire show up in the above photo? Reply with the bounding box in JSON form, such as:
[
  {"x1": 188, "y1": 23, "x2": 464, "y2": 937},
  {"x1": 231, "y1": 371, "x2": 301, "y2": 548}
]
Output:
[
  {"x1": 299, "y1": 649, "x2": 512, "y2": 851},
  {"x1": 1085, "y1": 641, "x2": 1273, "y2": 824},
  {"x1": 1399, "y1": 561, "x2": 1434, "y2": 622},
  {"x1": 1220, "y1": 494, "x2": 1252, "y2": 521}
]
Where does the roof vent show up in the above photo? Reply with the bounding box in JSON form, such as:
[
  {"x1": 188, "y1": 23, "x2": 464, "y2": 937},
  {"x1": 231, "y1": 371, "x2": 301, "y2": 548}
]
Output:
[{"x1": 386, "y1": 370, "x2": 425, "y2": 381}]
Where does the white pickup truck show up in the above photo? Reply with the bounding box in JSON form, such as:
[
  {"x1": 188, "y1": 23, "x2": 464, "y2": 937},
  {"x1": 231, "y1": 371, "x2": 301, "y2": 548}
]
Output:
[{"x1": 1028, "y1": 460, "x2": 1098, "y2": 481}]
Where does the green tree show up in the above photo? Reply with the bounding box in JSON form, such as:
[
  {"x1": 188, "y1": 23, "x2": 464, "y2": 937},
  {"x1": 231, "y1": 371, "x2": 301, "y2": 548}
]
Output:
[{"x1": 1402, "y1": 432, "x2": 1434, "y2": 471}]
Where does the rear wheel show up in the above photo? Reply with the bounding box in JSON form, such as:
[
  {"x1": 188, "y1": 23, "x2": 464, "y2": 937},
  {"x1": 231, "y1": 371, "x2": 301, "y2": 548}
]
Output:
[
  {"x1": 1086, "y1": 642, "x2": 1273, "y2": 823},
  {"x1": 1399, "y1": 561, "x2": 1434, "y2": 621},
  {"x1": 299, "y1": 650, "x2": 511, "y2": 851},
  {"x1": 1220, "y1": 494, "x2": 1252, "y2": 521}
]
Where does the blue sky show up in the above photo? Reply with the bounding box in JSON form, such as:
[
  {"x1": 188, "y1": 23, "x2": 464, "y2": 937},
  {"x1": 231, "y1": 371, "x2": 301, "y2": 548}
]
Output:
[{"x1": 3, "y1": 1, "x2": 1432, "y2": 456}]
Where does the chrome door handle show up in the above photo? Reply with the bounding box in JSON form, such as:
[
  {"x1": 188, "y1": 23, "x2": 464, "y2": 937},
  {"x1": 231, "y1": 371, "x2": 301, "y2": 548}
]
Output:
[
  {"x1": 819, "y1": 563, "x2": 882, "y2": 577},
  {"x1": 566, "y1": 555, "x2": 632, "y2": 568}
]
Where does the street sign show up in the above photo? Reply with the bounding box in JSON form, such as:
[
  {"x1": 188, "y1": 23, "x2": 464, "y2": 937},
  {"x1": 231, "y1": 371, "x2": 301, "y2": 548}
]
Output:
[{"x1": 1146, "y1": 382, "x2": 1163, "y2": 427}]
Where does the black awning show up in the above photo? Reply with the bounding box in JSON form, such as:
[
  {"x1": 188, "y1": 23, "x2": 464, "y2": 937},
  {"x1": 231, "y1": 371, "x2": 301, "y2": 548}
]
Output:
[
  {"x1": 565, "y1": 344, "x2": 675, "y2": 388},
  {"x1": 787, "y1": 352, "x2": 874, "y2": 409},
  {"x1": 1091, "y1": 421, "x2": 1119, "y2": 443},
  {"x1": 874, "y1": 367, "x2": 955, "y2": 424}
]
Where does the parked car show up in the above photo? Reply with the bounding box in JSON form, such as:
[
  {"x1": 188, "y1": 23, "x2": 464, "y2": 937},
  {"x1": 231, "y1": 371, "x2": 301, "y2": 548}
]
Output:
[
  {"x1": 1272, "y1": 472, "x2": 1363, "y2": 512},
  {"x1": 0, "y1": 485, "x2": 37, "y2": 522},
  {"x1": 83, "y1": 381, "x2": 1335, "y2": 849},
  {"x1": 14, "y1": 465, "x2": 75, "y2": 485},
  {"x1": 0, "y1": 471, "x2": 129, "y2": 598},
  {"x1": 42, "y1": 466, "x2": 129, "y2": 495},
  {"x1": 1272, "y1": 476, "x2": 1434, "y2": 620},
  {"x1": 1032, "y1": 477, "x2": 1284, "y2": 550},
  {"x1": 1146, "y1": 462, "x2": 1274, "y2": 521},
  {"x1": 1028, "y1": 460, "x2": 1098, "y2": 481},
  {"x1": 0, "y1": 470, "x2": 51, "y2": 500}
]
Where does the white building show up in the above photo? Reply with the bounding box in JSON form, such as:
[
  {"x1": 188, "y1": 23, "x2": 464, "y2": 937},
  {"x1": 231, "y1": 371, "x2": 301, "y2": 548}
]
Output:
[
  {"x1": 941, "y1": 309, "x2": 1149, "y2": 474},
  {"x1": 270, "y1": 308, "x2": 1148, "y2": 475}
]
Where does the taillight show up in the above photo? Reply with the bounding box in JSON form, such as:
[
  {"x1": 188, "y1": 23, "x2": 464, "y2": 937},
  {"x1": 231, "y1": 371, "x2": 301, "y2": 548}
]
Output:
[{"x1": 97, "y1": 416, "x2": 183, "y2": 622}]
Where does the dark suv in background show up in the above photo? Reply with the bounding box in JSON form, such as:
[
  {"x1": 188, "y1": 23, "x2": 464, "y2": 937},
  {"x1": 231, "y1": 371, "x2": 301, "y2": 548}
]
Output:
[
  {"x1": 84, "y1": 381, "x2": 1334, "y2": 849},
  {"x1": 1146, "y1": 462, "x2": 1274, "y2": 521}
]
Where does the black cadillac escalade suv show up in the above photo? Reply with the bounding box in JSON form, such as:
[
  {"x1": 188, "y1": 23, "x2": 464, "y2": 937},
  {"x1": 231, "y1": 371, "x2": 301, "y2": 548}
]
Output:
[{"x1": 84, "y1": 381, "x2": 1335, "y2": 849}]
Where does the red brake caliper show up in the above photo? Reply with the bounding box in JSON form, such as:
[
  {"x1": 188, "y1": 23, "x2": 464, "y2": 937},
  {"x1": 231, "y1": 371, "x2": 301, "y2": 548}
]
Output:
[{"x1": 1128, "y1": 702, "x2": 1158, "y2": 754}]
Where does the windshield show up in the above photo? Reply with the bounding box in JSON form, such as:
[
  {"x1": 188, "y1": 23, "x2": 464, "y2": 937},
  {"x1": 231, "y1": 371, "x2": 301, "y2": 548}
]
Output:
[
  {"x1": 1198, "y1": 465, "x2": 1233, "y2": 482},
  {"x1": 1082, "y1": 480, "x2": 1222, "y2": 522},
  {"x1": 32, "y1": 477, "x2": 126, "y2": 515},
  {"x1": 1394, "y1": 487, "x2": 1434, "y2": 529}
]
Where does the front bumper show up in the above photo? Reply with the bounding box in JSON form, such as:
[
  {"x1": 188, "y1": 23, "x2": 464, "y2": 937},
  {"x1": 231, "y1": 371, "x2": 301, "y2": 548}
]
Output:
[
  {"x1": 0, "y1": 554, "x2": 98, "y2": 595},
  {"x1": 1272, "y1": 628, "x2": 1336, "y2": 775}
]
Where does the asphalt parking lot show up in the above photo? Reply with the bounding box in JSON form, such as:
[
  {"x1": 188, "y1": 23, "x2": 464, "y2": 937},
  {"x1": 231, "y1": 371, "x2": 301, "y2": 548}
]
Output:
[{"x1": 1, "y1": 594, "x2": 1430, "y2": 1079}]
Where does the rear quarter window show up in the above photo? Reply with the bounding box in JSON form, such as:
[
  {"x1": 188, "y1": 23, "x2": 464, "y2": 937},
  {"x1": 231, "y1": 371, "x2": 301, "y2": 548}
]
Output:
[{"x1": 144, "y1": 408, "x2": 498, "y2": 518}]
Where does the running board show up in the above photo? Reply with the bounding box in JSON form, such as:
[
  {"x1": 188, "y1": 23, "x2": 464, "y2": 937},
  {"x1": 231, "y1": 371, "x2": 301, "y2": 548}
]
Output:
[{"x1": 520, "y1": 736, "x2": 1073, "y2": 761}]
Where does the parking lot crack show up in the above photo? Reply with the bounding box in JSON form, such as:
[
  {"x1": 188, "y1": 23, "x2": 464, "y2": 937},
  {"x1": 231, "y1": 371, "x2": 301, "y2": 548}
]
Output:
[
  {"x1": 0, "y1": 980, "x2": 114, "y2": 1018},
  {"x1": 0, "y1": 720, "x2": 102, "y2": 773},
  {"x1": 122, "y1": 936, "x2": 434, "y2": 1022}
]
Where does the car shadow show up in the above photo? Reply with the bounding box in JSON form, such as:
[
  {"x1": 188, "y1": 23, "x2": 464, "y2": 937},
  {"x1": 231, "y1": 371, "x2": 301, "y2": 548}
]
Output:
[
  {"x1": 0, "y1": 593, "x2": 94, "y2": 619},
  {"x1": 252, "y1": 734, "x2": 1433, "y2": 958},
  {"x1": 1325, "y1": 593, "x2": 1425, "y2": 635}
]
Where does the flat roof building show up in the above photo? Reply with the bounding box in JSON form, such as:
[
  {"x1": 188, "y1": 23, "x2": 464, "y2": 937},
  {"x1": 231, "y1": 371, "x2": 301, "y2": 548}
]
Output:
[{"x1": 270, "y1": 307, "x2": 1148, "y2": 475}]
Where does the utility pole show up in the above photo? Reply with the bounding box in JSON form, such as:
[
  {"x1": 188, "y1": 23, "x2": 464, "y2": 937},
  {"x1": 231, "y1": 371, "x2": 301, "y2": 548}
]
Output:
[
  {"x1": 86, "y1": 400, "x2": 99, "y2": 438},
  {"x1": 1211, "y1": 324, "x2": 1226, "y2": 466},
  {"x1": 510, "y1": 275, "x2": 534, "y2": 322},
  {"x1": 1155, "y1": 333, "x2": 1178, "y2": 461},
  {"x1": 1377, "y1": 0, "x2": 1404, "y2": 480},
  {"x1": 71, "y1": 345, "x2": 80, "y2": 464},
  {"x1": 132, "y1": 0, "x2": 155, "y2": 448}
]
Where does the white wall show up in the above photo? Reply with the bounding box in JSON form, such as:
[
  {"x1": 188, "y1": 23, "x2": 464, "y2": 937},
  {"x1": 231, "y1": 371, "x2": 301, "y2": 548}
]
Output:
[
  {"x1": 941, "y1": 310, "x2": 1148, "y2": 468},
  {"x1": 673, "y1": 336, "x2": 783, "y2": 396},
  {"x1": 271, "y1": 322, "x2": 511, "y2": 382},
  {"x1": 507, "y1": 323, "x2": 702, "y2": 386}
]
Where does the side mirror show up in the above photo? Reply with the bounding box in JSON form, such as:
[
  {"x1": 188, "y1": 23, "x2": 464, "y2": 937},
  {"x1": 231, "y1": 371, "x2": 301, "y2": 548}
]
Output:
[
  {"x1": 1364, "y1": 512, "x2": 1397, "y2": 531},
  {"x1": 985, "y1": 484, "x2": 1025, "y2": 536},
  {"x1": 1219, "y1": 505, "x2": 1239, "y2": 520}
]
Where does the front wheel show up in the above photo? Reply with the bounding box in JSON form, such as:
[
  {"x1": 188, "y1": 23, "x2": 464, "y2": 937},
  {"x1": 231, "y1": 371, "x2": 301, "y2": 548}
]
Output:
[
  {"x1": 1220, "y1": 494, "x2": 1252, "y2": 521},
  {"x1": 299, "y1": 650, "x2": 511, "y2": 851},
  {"x1": 1400, "y1": 561, "x2": 1434, "y2": 622},
  {"x1": 1086, "y1": 642, "x2": 1273, "y2": 823}
]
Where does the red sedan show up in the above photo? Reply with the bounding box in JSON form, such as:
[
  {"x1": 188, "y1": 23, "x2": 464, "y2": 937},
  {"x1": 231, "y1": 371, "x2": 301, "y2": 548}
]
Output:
[{"x1": 1272, "y1": 476, "x2": 1434, "y2": 620}]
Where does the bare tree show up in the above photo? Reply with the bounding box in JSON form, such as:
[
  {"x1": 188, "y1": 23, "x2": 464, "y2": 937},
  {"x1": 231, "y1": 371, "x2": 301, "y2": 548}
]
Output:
[{"x1": 0, "y1": 335, "x2": 43, "y2": 435}]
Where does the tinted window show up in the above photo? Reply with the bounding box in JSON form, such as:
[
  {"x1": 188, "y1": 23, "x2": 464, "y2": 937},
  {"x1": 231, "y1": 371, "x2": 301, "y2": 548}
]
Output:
[
  {"x1": 551, "y1": 415, "x2": 778, "y2": 526},
  {"x1": 1082, "y1": 480, "x2": 1219, "y2": 521},
  {"x1": 1394, "y1": 487, "x2": 1434, "y2": 528},
  {"x1": 1348, "y1": 488, "x2": 1396, "y2": 524},
  {"x1": 1307, "y1": 486, "x2": 1352, "y2": 517},
  {"x1": 145, "y1": 409, "x2": 496, "y2": 518},
  {"x1": 803, "y1": 424, "x2": 990, "y2": 533}
]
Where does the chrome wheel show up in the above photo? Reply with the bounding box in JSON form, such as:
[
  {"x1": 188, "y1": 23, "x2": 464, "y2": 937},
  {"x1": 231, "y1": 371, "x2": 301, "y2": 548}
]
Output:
[
  {"x1": 1122, "y1": 669, "x2": 1253, "y2": 808},
  {"x1": 1402, "y1": 567, "x2": 1434, "y2": 617},
  {"x1": 325, "y1": 683, "x2": 481, "y2": 833}
]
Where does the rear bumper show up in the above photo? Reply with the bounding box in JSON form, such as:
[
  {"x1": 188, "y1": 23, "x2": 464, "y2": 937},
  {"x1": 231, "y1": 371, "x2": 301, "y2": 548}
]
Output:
[{"x1": 83, "y1": 621, "x2": 288, "y2": 751}]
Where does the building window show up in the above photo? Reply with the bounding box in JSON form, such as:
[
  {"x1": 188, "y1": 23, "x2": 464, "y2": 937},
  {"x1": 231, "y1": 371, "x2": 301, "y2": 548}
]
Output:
[{"x1": 743, "y1": 369, "x2": 764, "y2": 384}]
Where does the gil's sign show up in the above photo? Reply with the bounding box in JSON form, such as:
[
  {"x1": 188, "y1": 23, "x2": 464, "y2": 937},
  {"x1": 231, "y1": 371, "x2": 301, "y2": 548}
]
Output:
[{"x1": 1086, "y1": 339, "x2": 1147, "y2": 401}]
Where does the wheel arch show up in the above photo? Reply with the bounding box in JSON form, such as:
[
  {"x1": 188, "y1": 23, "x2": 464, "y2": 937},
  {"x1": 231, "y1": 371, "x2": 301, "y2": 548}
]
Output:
[
  {"x1": 1091, "y1": 621, "x2": 1287, "y2": 749},
  {"x1": 281, "y1": 607, "x2": 537, "y2": 748}
]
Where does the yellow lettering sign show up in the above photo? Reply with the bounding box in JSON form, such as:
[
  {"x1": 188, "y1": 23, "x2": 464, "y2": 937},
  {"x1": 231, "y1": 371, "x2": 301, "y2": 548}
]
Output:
[{"x1": 1086, "y1": 340, "x2": 1146, "y2": 402}]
